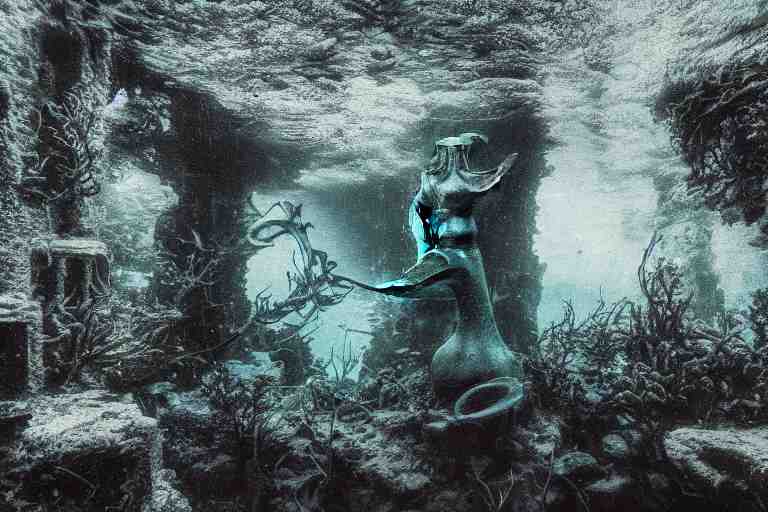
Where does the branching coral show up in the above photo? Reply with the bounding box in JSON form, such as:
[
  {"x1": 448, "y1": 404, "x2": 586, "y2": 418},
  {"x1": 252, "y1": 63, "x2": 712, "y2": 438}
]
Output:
[
  {"x1": 527, "y1": 296, "x2": 628, "y2": 410},
  {"x1": 470, "y1": 461, "x2": 517, "y2": 512},
  {"x1": 630, "y1": 233, "x2": 693, "y2": 344},
  {"x1": 201, "y1": 363, "x2": 277, "y2": 455},
  {"x1": 664, "y1": 64, "x2": 768, "y2": 230},
  {"x1": 530, "y1": 232, "x2": 768, "y2": 458}
]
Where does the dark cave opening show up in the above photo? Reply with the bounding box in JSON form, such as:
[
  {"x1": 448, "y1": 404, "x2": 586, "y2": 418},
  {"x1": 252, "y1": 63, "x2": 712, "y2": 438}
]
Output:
[{"x1": 0, "y1": 322, "x2": 28, "y2": 397}]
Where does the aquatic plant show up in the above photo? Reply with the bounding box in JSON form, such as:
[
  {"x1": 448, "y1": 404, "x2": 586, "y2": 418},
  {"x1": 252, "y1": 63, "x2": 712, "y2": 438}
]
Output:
[
  {"x1": 529, "y1": 232, "x2": 768, "y2": 458},
  {"x1": 43, "y1": 298, "x2": 129, "y2": 384},
  {"x1": 17, "y1": 90, "x2": 103, "y2": 208},
  {"x1": 470, "y1": 461, "x2": 517, "y2": 512},
  {"x1": 201, "y1": 363, "x2": 277, "y2": 459},
  {"x1": 246, "y1": 201, "x2": 353, "y2": 326},
  {"x1": 749, "y1": 287, "x2": 768, "y2": 348},
  {"x1": 664, "y1": 64, "x2": 768, "y2": 234}
]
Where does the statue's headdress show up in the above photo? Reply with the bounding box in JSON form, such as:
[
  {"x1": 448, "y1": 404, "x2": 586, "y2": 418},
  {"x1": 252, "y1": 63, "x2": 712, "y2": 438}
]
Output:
[{"x1": 422, "y1": 132, "x2": 518, "y2": 204}]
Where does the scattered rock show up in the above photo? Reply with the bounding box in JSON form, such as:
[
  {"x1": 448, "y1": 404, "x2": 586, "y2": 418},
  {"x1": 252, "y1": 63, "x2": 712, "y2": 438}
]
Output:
[
  {"x1": 306, "y1": 37, "x2": 338, "y2": 61},
  {"x1": 223, "y1": 357, "x2": 282, "y2": 383},
  {"x1": 371, "y1": 47, "x2": 393, "y2": 61},
  {"x1": 7, "y1": 390, "x2": 156, "y2": 511},
  {"x1": 367, "y1": 57, "x2": 397, "y2": 74},
  {"x1": 553, "y1": 451, "x2": 607, "y2": 486},
  {"x1": 584, "y1": 473, "x2": 639, "y2": 511},
  {"x1": 602, "y1": 432, "x2": 633, "y2": 461},
  {"x1": 514, "y1": 413, "x2": 561, "y2": 460},
  {"x1": 664, "y1": 426, "x2": 768, "y2": 495},
  {"x1": 688, "y1": 338, "x2": 714, "y2": 356},
  {"x1": 268, "y1": 410, "x2": 436, "y2": 510},
  {"x1": 647, "y1": 471, "x2": 672, "y2": 494},
  {"x1": 339, "y1": 31, "x2": 363, "y2": 41}
]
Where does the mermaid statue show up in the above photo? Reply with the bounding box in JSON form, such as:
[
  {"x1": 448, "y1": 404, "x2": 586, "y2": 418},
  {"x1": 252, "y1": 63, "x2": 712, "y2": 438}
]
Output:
[{"x1": 349, "y1": 133, "x2": 526, "y2": 431}]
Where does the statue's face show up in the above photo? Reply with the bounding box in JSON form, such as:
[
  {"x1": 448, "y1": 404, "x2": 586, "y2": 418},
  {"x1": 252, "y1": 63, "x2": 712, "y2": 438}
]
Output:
[{"x1": 426, "y1": 145, "x2": 470, "y2": 181}]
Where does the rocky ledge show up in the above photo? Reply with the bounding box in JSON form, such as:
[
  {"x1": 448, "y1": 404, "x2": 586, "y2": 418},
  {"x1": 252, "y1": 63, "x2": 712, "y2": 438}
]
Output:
[
  {"x1": 665, "y1": 426, "x2": 768, "y2": 506},
  {"x1": 0, "y1": 389, "x2": 188, "y2": 512}
]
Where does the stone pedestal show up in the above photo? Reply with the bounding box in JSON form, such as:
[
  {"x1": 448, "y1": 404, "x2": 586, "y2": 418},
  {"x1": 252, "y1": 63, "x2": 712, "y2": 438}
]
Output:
[
  {"x1": 30, "y1": 238, "x2": 110, "y2": 384},
  {"x1": 30, "y1": 238, "x2": 110, "y2": 321}
]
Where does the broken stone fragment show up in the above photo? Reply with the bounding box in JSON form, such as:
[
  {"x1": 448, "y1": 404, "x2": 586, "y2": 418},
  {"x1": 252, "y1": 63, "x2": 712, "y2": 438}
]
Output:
[
  {"x1": 367, "y1": 57, "x2": 397, "y2": 74},
  {"x1": 553, "y1": 451, "x2": 607, "y2": 486},
  {"x1": 584, "y1": 473, "x2": 639, "y2": 511},
  {"x1": 664, "y1": 426, "x2": 768, "y2": 495},
  {"x1": 47, "y1": 238, "x2": 109, "y2": 258},
  {"x1": 371, "y1": 47, "x2": 393, "y2": 60},
  {"x1": 305, "y1": 37, "x2": 338, "y2": 61},
  {"x1": 7, "y1": 390, "x2": 156, "y2": 511},
  {"x1": 30, "y1": 237, "x2": 111, "y2": 319},
  {"x1": 601, "y1": 432, "x2": 635, "y2": 461}
]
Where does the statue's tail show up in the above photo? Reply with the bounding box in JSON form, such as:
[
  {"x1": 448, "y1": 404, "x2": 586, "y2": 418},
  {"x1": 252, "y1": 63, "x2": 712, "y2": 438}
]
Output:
[
  {"x1": 423, "y1": 377, "x2": 526, "y2": 441},
  {"x1": 333, "y1": 250, "x2": 462, "y2": 300}
]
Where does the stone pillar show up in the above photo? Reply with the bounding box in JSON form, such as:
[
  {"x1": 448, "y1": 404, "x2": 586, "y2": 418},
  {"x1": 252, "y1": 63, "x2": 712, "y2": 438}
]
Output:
[
  {"x1": 29, "y1": 238, "x2": 110, "y2": 385},
  {"x1": 82, "y1": 257, "x2": 94, "y2": 303},
  {"x1": 0, "y1": 294, "x2": 42, "y2": 397},
  {"x1": 52, "y1": 254, "x2": 66, "y2": 310}
]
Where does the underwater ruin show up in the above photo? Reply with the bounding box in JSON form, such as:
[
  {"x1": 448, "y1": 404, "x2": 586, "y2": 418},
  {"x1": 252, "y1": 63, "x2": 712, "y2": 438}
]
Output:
[{"x1": 2, "y1": 1, "x2": 768, "y2": 511}]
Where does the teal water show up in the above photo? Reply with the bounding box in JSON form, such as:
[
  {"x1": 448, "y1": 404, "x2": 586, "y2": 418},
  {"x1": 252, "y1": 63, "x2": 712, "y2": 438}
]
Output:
[
  {"x1": 245, "y1": 191, "x2": 378, "y2": 371},
  {"x1": 536, "y1": 0, "x2": 768, "y2": 329}
]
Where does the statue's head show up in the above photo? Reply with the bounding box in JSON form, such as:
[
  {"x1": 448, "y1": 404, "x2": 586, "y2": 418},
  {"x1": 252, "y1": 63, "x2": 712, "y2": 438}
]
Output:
[
  {"x1": 420, "y1": 133, "x2": 518, "y2": 212},
  {"x1": 425, "y1": 132, "x2": 494, "y2": 177}
]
